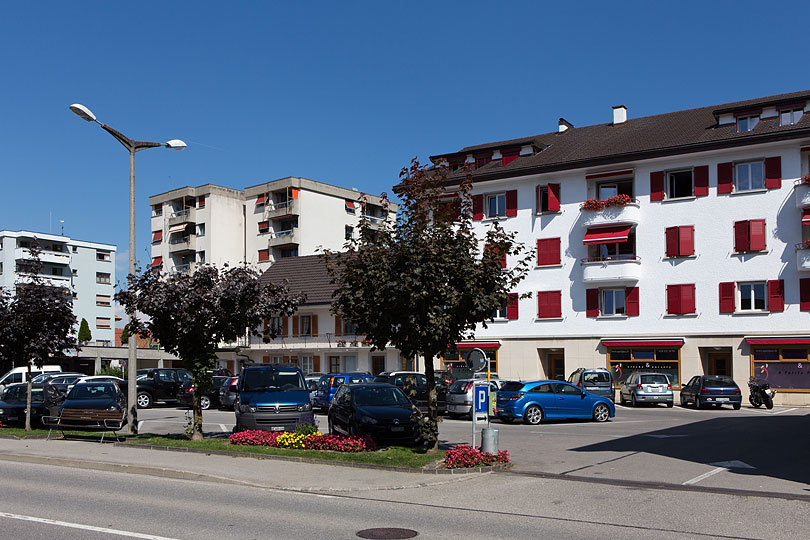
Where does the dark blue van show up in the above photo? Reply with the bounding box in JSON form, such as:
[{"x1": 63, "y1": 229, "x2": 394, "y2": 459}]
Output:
[
  {"x1": 313, "y1": 373, "x2": 373, "y2": 411},
  {"x1": 234, "y1": 364, "x2": 313, "y2": 432}
]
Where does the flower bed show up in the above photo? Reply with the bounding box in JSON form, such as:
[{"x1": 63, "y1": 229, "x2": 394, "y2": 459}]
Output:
[
  {"x1": 229, "y1": 429, "x2": 376, "y2": 452},
  {"x1": 580, "y1": 194, "x2": 634, "y2": 210},
  {"x1": 444, "y1": 445, "x2": 510, "y2": 469}
]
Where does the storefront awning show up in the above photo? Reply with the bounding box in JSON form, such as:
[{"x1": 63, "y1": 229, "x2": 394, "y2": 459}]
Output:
[
  {"x1": 583, "y1": 225, "x2": 632, "y2": 245},
  {"x1": 803, "y1": 209, "x2": 810, "y2": 224},
  {"x1": 746, "y1": 337, "x2": 810, "y2": 345},
  {"x1": 602, "y1": 339, "x2": 684, "y2": 347},
  {"x1": 168, "y1": 224, "x2": 186, "y2": 234},
  {"x1": 454, "y1": 342, "x2": 501, "y2": 350}
]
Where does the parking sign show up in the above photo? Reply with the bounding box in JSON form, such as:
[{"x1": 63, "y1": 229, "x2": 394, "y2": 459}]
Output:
[{"x1": 474, "y1": 384, "x2": 489, "y2": 414}]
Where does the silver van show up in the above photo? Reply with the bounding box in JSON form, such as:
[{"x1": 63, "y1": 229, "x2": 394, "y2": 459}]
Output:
[{"x1": 567, "y1": 368, "x2": 615, "y2": 402}]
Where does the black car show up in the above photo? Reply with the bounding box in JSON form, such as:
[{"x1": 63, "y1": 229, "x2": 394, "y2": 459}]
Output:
[
  {"x1": 0, "y1": 383, "x2": 64, "y2": 427},
  {"x1": 371, "y1": 371, "x2": 447, "y2": 414},
  {"x1": 680, "y1": 375, "x2": 742, "y2": 410},
  {"x1": 219, "y1": 376, "x2": 239, "y2": 410},
  {"x1": 136, "y1": 368, "x2": 192, "y2": 408},
  {"x1": 60, "y1": 382, "x2": 127, "y2": 419},
  {"x1": 177, "y1": 376, "x2": 229, "y2": 410},
  {"x1": 328, "y1": 383, "x2": 419, "y2": 445}
]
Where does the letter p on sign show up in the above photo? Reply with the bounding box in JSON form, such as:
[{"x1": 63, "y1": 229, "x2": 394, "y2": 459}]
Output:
[{"x1": 474, "y1": 385, "x2": 489, "y2": 414}]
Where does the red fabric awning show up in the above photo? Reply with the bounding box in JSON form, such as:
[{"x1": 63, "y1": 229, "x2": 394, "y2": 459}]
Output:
[
  {"x1": 168, "y1": 224, "x2": 186, "y2": 234},
  {"x1": 345, "y1": 200, "x2": 356, "y2": 209},
  {"x1": 802, "y1": 209, "x2": 810, "y2": 224},
  {"x1": 150, "y1": 256, "x2": 163, "y2": 267},
  {"x1": 602, "y1": 339, "x2": 683, "y2": 348},
  {"x1": 746, "y1": 337, "x2": 810, "y2": 345},
  {"x1": 256, "y1": 193, "x2": 267, "y2": 204},
  {"x1": 454, "y1": 342, "x2": 501, "y2": 350},
  {"x1": 583, "y1": 225, "x2": 632, "y2": 245},
  {"x1": 152, "y1": 230, "x2": 163, "y2": 242}
]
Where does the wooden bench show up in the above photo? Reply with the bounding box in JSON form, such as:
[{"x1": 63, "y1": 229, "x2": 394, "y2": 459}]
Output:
[{"x1": 44, "y1": 408, "x2": 127, "y2": 443}]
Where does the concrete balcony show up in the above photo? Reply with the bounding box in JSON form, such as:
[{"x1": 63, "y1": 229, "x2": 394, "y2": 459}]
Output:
[
  {"x1": 167, "y1": 207, "x2": 196, "y2": 226},
  {"x1": 168, "y1": 235, "x2": 195, "y2": 254},
  {"x1": 15, "y1": 272, "x2": 71, "y2": 288},
  {"x1": 268, "y1": 229, "x2": 298, "y2": 248},
  {"x1": 361, "y1": 214, "x2": 389, "y2": 229},
  {"x1": 581, "y1": 256, "x2": 642, "y2": 284},
  {"x1": 797, "y1": 246, "x2": 810, "y2": 271},
  {"x1": 580, "y1": 202, "x2": 640, "y2": 227},
  {"x1": 794, "y1": 182, "x2": 810, "y2": 208},
  {"x1": 174, "y1": 261, "x2": 197, "y2": 274},
  {"x1": 15, "y1": 247, "x2": 70, "y2": 266},
  {"x1": 265, "y1": 199, "x2": 298, "y2": 220}
]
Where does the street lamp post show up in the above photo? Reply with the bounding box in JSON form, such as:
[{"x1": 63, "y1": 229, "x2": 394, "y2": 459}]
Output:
[{"x1": 70, "y1": 103, "x2": 185, "y2": 434}]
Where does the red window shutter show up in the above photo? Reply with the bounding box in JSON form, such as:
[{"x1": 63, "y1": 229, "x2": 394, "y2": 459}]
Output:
[
  {"x1": 537, "y1": 238, "x2": 561, "y2": 266},
  {"x1": 548, "y1": 183, "x2": 560, "y2": 212},
  {"x1": 719, "y1": 282, "x2": 736, "y2": 313},
  {"x1": 749, "y1": 219, "x2": 766, "y2": 251},
  {"x1": 665, "y1": 226, "x2": 679, "y2": 258},
  {"x1": 667, "y1": 285, "x2": 682, "y2": 315},
  {"x1": 313, "y1": 355, "x2": 320, "y2": 373},
  {"x1": 502, "y1": 149, "x2": 520, "y2": 165},
  {"x1": 717, "y1": 162, "x2": 734, "y2": 194},
  {"x1": 734, "y1": 221, "x2": 750, "y2": 252},
  {"x1": 506, "y1": 190, "x2": 518, "y2": 217},
  {"x1": 258, "y1": 249, "x2": 270, "y2": 262},
  {"x1": 535, "y1": 185, "x2": 543, "y2": 213},
  {"x1": 334, "y1": 316, "x2": 342, "y2": 336},
  {"x1": 693, "y1": 165, "x2": 709, "y2": 197},
  {"x1": 625, "y1": 287, "x2": 639, "y2": 316},
  {"x1": 282, "y1": 316, "x2": 289, "y2": 337},
  {"x1": 586, "y1": 289, "x2": 599, "y2": 317},
  {"x1": 650, "y1": 171, "x2": 665, "y2": 201},
  {"x1": 152, "y1": 230, "x2": 163, "y2": 242},
  {"x1": 679, "y1": 225, "x2": 694, "y2": 256},
  {"x1": 801, "y1": 279, "x2": 810, "y2": 311},
  {"x1": 292, "y1": 316, "x2": 299, "y2": 337},
  {"x1": 311, "y1": 314, "x2": 318, "y2": 337},
  {"x1": 681, "y1": 284, "x2": 696, "y2": 314},
  {"x1": 537, "y1": 291, "x2": 562, "y2": 318},
  {"x1": 472, "y1": 195, "x2": 484, "y2": 220},
  {"x1": 502, "y1": 155, "x2": 518, "y2": 166},
  {"x1": 198, "y1": 195, "x2": 205, "y2": 208},
  {"x1": 765, "y1": 156, "x2": 782, "y2": 189},
  {"x1": 258, "y1": 220, "x2": 269, "y2": 231},
  {"x1": 768, "y1": 280, "x2": 784, "y2": 312},
  {"x1": 262, "y1": 355, "x2": 270, "y2": 363},
  {"x1": 506, "y1": 293, "x2": 519, "y2": 320}
]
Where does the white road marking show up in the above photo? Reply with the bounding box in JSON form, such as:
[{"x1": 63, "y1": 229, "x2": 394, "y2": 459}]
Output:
[
  {"x1": 770, "y1": 407, "x2": 797, "y2": 415},
  {"x1": 683, "y1": 467, "x2": 727, "y2": 485},
  {"x1": 0, "y1": 511, "x2": 180, "y2": 539},
  {"x1": 219, "y1": 424, "x2": 228, "y2": 432},
  {"x1": 137, "y1": 421, "x2": 144, "y2": 432}
]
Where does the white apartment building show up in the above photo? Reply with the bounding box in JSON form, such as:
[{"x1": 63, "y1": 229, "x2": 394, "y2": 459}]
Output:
[
  {"x1": 149, "y1": 178, "x2": 395, "y2": 272},
  {"x1": 0, "y1": 230, "x2": 117, "y2": 346},
  {"x1": 429, "y1": 89, "x2": 810, "y2": 406}
]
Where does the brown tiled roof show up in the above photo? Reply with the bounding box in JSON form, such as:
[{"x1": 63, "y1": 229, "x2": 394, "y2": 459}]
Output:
[
  {"x1": 258, "y1": 254, "x2": 340, "y2": 306},
  {"x1": 431, "y1": 89, "x2": 810, "y2": 184}
]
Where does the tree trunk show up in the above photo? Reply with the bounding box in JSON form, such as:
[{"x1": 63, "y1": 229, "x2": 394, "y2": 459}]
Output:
[
  {"x1": 423, "y1": 352, "x2": 439, "y2": 453},
  {"x1": 24, "y1": 365, "x2": 32, "y2": 432},
  {"x1": 191, "y1": 382, "x2": 204, "y2": 441}
]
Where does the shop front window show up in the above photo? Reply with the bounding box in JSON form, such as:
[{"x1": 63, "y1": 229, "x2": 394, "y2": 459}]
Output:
[
  {"x1": 442, "y1": 348, "x2": 498, "y2": 378},
  {"x1": 752, "y1": 347, "x2": 810, "y2": 391},
  {"x1": 608, "y1": 348, "x2": 681, "y2": 388}
]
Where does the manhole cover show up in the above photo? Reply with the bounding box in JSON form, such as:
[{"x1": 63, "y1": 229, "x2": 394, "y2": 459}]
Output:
[{"x1": 356, "y1": 528, "x2": 418, "y2": 539}]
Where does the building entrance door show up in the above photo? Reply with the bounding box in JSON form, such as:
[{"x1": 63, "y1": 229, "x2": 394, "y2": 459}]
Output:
[
  {"x1": 542, "y1": 352, "x2": 565, "y2": 380},
  {"x1": 707, "y1": 352, "x2": 731, "y2": 376}
]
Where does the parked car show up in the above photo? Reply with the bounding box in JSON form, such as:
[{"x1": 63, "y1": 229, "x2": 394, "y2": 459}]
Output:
[
  {"x1": 313, "y1": 373, "x2": 373, "y2": 411},
  {"x1": 0, "y1": 383, "x2": 63, "y2": 427},
  {"x1": 371, "y1": 372, "x2": 447, "y2": 415},
  {"x1": 136, "y1": 368, "x2": 192, "y2": 408},
  {"x1": 39, "y1": 373, "x2": 86, "y2": 394},
  {"x1": 0, "y1": 365, "x2": 62, "y2": 392},
  {"x1": 567, "y1": 368, "x2": 614, "y2": 402},
  {"x1": 31, "y1": 372, "x2": 84, "y2": 384},
  {"x1": 680, "y1": 375, "x2": 742, "y2": 410},
  {"x1": 328, "y1": 383, "x2": 419, "y2": 445},
  {"x1": 446, "y1": 378, "x2": 503, "y2": 419},
  {"x1": 69, "y1": 376, "x2": 126, "y2": 394},
  {"x1": 177, "y1": 375, "x2": 230, "y2": 410},
  {"x1": 234, "y1": 364, "x2": 313, "y2": 432},
  {"x1": 59, "y1": 382, "x2": 127, "y2": 422},
  {"x1": 495, "y1": 380, "x2": 615, "y2": 425},
  {"x1": 219, "y1": 377, "x2": 239, "y2": 410},
  {"x1": 618, "y1": 372, "x2": 674, "y2": 407}
]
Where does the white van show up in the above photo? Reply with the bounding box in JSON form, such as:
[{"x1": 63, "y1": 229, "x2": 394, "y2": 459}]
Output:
[{"x1": 0, "y1": 365, "x2": 62, "y2": 392}]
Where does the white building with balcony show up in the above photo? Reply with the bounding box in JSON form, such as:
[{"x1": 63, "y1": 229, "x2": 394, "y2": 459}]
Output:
[
  {"x1": 429, "y1": 89, "x2": 810, "y2": 405},
  {"x1": 0, "y1": 230, "x2": 116, "y2": 346}
]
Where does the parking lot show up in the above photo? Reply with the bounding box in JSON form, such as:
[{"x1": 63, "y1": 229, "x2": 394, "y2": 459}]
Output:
[{"x1": 135, "y1": 400, "x2": 810, "y2": 497}]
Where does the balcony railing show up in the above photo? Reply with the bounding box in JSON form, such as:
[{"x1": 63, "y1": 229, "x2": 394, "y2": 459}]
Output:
[
  {"x1": 15, "y1": 247, "x2": 70, "y2": 265},
  {"x1": 168, "y1": 235, "x2": 195, "y2": 254},
  {"x1": 265, "y1": 199, "x2": 298, "y2": 220},
  {"x1": 580, "y1": 201, "x2": 640, "y2": 227},
  {"x1": 174, "y1": 262, "x2": 196, "y2": 273},
  {"x1": 581, "y1": 255, "x2": 642, "y2": 284},
  {"x1": 794, "y1": 181, "x2": 810, "y2": 208},
  {"x1": 268, "y1": 229, "x2": 298, "y2": 247},
  {"x1": 167, "y1": 207, "x2": 196, "y2": 226}
]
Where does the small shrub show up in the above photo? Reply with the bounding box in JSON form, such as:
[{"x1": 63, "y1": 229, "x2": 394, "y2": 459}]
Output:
[
  {"x1": 602, "y1": 194, "x2": 633, "y2": 208},
  {"x1": 580, "y1": 198, "x2": 603, "y2": 211},
  {"x1": 293, "y1": 421, "x2": 319, "y2": 436},
  {"x1": 444, "y1": 445, "x2": 510, "y2": 469}
]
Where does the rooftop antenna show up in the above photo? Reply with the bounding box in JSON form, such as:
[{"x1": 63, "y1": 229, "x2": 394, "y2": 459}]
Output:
[{"x1": 59, "y1": 220, "x2": 65, "y2": 236}]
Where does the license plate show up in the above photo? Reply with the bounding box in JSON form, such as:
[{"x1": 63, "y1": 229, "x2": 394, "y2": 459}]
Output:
[
  {"x1": 716, "y1": 398, "x2": 729, "y2": 402},
  {"x1": 270, "y1": 426, "x2": 284, "y2": 431},
  {"x1": 649, "y1": 386, "x2": 660, "y2": 392},
  {"x1": 8, "y1": 417, "x2": 18, "y2": 421},
  {"x1": 391, "y1": 426, "x2": 404, "y2": 432}
]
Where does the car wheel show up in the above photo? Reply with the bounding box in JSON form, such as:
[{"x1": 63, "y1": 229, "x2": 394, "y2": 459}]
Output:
[
  {"x1": 136, "y1": 392, "x2": 152, "y2": 409},
  {"x1": 592, "y1": 403, "x2": 610, "y2": 422},
  {"x1": 695, "y1": 397, "x2": 701, "y2": 410},
  {"x1": 666, "y1": 401, "x2": 674, "y2": 408},
  {"x1": 679, "y1": 395, "x2": 686, "y2": 407},
  {"x1": 328, "y1": 417, "x2": 336, "y2": 435},
  {"x1": 733, "y1": 403, "x2": 741, "y2": 410},
  {"x1": 200, "y1": 396, "x2": 211, "y2": 410},
  {"x1": 619, "y1": 393, "x2": 626, "y2": 406},
  {"x1": 524, "y1": 405, "x2": 543, "y2": 425},
  {"x1": 631, "y1": 394, "x2": 638, "y2": 407}
]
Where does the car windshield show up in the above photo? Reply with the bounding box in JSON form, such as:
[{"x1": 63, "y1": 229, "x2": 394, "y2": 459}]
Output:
[
  {"x1": 354, "y1": 386, "x2": 411, "y2": 406},
  {"x1": 242, "y1": 370, "x2": 304, "y2": 392},
  {"x1": 500, "y1": 382, "x2": 525, "y2": 392},
  {"x1": 703, "y1": 376, "x2": 737, "y2": 388},
  {"x1": 449, "y1": 380, "x2": 469, "y2": 393},
  {"x1": 640, "y1": 375, "x2": 669, "y2": 384},
  {"x1": 2, "y1": 387, "x2": 45, "y2": 403},
  {"x1": 69, "y1": 384, "x2": 116, "y2": 400},
  {"x1": 583, "y1": 372, "x2": 612, "y2": 384}
]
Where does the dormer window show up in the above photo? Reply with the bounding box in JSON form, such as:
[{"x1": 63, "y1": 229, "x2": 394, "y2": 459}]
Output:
[
  {"x1": 780, "y1": 108, "x2": 803, "y2": 126},
  {"x1": 736, "y1": 115, "x2": 759, "y2": 133}
]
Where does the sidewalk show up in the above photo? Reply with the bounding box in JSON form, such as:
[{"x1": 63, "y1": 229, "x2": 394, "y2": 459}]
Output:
[{"x1": 0, "y1": 437, "x2": 480, "y2": 493}]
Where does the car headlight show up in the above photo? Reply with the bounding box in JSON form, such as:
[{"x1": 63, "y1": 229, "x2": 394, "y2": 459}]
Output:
[
  {"x1": 359, "y1": 415, "x2": 378, "y2": 424},
  {"x1": 239, "y1": 404, "x2": 257, "y2": 413},
  {"x1": 0, "y1": 409, "x2": 4, "y2": 415},
  {"x1": 298, "y1": 403, "x2": 312, "y2": 412}
]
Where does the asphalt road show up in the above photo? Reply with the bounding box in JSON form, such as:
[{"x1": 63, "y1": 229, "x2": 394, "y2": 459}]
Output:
[{"x1": 1, "y1": 457, "x2": 808, "y2": 540}]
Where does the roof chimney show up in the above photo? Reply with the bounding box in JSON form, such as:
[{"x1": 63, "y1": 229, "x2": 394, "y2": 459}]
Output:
[
  {"x1": 558, "y1": 118, "x2": 574, "y2": 133},
  {"x1": 613, "y1": 105, "x2": 627, "y2": 125}
]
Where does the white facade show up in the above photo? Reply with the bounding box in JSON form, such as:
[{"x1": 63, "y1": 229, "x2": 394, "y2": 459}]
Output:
[{"x1": 0, "y1": 230, "x2": 116, "y2": 346}]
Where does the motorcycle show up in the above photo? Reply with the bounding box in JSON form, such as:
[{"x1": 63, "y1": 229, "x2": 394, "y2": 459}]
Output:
[{"x1": 747, "y1": 378, "x2": 776, "y2": 409}]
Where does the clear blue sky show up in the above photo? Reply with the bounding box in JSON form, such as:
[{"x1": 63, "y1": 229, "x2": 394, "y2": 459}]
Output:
[{"x1": 1, "y1": 0, "x2": 808, "y2": 279}]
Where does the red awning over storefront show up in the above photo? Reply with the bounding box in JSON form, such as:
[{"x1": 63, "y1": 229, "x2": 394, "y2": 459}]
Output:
[
  {"x1": 583, "y1": 225, "x2": 632, "y2": 245},
  {"x1": 746, "y1": 337, "x2": 810, "y2": 345},
  {"x1": 602, "y1": 339, "x2": 684, "y2": 347},
  {"x1": 455, "y1": 342, "x2": 501, "y2": 349}
]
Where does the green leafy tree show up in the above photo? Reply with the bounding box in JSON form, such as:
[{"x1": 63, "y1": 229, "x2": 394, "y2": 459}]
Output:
[
  {"x1": 119, "y1": 324, "x2": 129, "y2": 345},
  {"x1": 324, "y1": 159, "x2": 533, "y2": 450},
  {"x1": 78, "y1": 318, "x2": 92, "y2": 344},
  {"x1": 0, "y1": 242, "x2": 78, "y2": 431},
  {"x1": 116, "y1": 264, "x2": 305, "y2": 440}
]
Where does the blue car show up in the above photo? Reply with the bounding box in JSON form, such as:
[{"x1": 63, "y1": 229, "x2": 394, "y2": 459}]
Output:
[
  {"x1": 313, "y1": 373, "x2": 373, "y2": 411},
  {"x1": 495, "y1": 380, "x2": 615, "y2": 425}
]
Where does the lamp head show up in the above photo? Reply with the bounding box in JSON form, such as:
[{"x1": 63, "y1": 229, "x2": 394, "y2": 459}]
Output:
[
  {"x1": 165, "y1": 139, "x2": 187, "y2": 150},
  {"x1": 69, "y1": 104, "x2": 96, "y2": 122}
]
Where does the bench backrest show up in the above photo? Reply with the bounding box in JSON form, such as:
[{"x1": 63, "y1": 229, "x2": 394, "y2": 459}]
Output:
[{"x1": 59, "y1": 408, "x2": 124, "y2": 421}]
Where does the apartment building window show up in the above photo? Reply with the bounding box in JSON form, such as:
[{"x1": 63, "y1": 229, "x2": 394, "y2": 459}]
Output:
[
  {"x1": 256, "y1": 193, "x2": 267, "y2": 206},
  {"x1": 0, "y1": 239, "x2": 3, "y2": 250},
  {"x1": 0, "y1": 262, "x2": 3, "y2": 275},
  {"x1": 487, "y1": 193, "x2": 506, "y2": 218},
  {"x1": 258, "y1": 220, "x2": 270, "y2": 234},
  {"x1": 96, "y1": 251, "x2": 111, "y2": 262},
  {"x1": 586, "y1": 287, "x2": 639, "y2": 317},
  {"x1": 197, "y1": 251, "x2": 205, "y2": 263},
  {"x1": 719, "y1": 280, "x2": 784, "y2": 313},
  {"x1": 152, "y1": 204, "x2": 162, "y2": 217},
  {"x1": 266, "y1": 316, "x2": 284, "y2": 335},
  {"x1": 602, "y1": 289, "x2": 626, "y2": 316},
  {"x1": 735, "y1": 161, "x2": 765, "y2": 191},
  {"x1": 196, "y1": 223, "x2": 205, "y2": 237},
  {"x1": 736, "y1": 115, "x2": 759, "y2": 133},
  {"x1": 665, "y1": 226, "x2": 695, "y2": 258},
  {"x1": 779, "y1": 108, "x2": 803, "y2": 126},
  {"x1": 72, "y1": 291, "x2": 77, "y2": 299},
  {"x1": 50, "y1": 267, "x2": 63, "y2": 277},
  {"x1": 740, "y1": 282, "x2": 768, "y2": 312},
  {"x1": 536, "y1": 184, "x2": 560, "y2": 213},
  {"x1": 299, "y1": 315, "x2": 313, "y2": 336},
  {"x1": 666, "y1": 284, "x2": 696, "y2": 315},
  {"x1": 300, "y1": 355, "x2": 314, "y2": 375},
  {"x1": 536, "y1": 238, "x2": 561, "y2": 266},
  {"x1": 96, "y1": 272, "x2": 111, "y2": 284},
  {"x1": 96, "y1": 317, "x2": 111, "y2": 329},
  {"x1": 152, "y1": 230, "x2": 163, "y2": 243},
  {"x1": 345, "y1": 200, "x2": 356, "y2": 214},
  {"x1": 197, "y1": 195, "x2": 206, "y2": 208},
  {"x1": 734, "y1": 219, "x2": 767, "y2": 253},
  {"x1": 345, "y1": 226, "x2": 354, "y2": 240},
  {"x1": 536, "y1": 291, "x2": 562, "y2": 319},
  {"x1": 280, "y1": 247, "x2": 298, "y2": 258},
  {"x1": 586, "y1": 229, "x2": 636, "y2": 261},
  {"x1": 258, "y1": 249, "x2": 270, "y2": 262},
  {"x1": 597, "y1": 179, "x2": 633, "y2": 199},
  {"x1": 96, "y1": 294, "x2": 111, "y2": 307},
  {"x1": 667, "y1": 170, "x2": 693, "y2": 199},
  {"x1": 341, "y1": 318, "x2": 357, "y2": 336},
  {"x1": 72, "y1": 246, "x2": 78, "y2": 253}
]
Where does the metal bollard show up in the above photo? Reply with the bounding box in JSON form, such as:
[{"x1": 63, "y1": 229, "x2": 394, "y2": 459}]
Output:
[{"x1": 481, "y1": 427, "x2": 499, "y2": 454}]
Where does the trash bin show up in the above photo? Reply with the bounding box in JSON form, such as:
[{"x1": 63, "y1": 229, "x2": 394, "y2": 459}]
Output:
[{"x1": 481, "y1": 427, "x2": 499, "y2": 454}]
